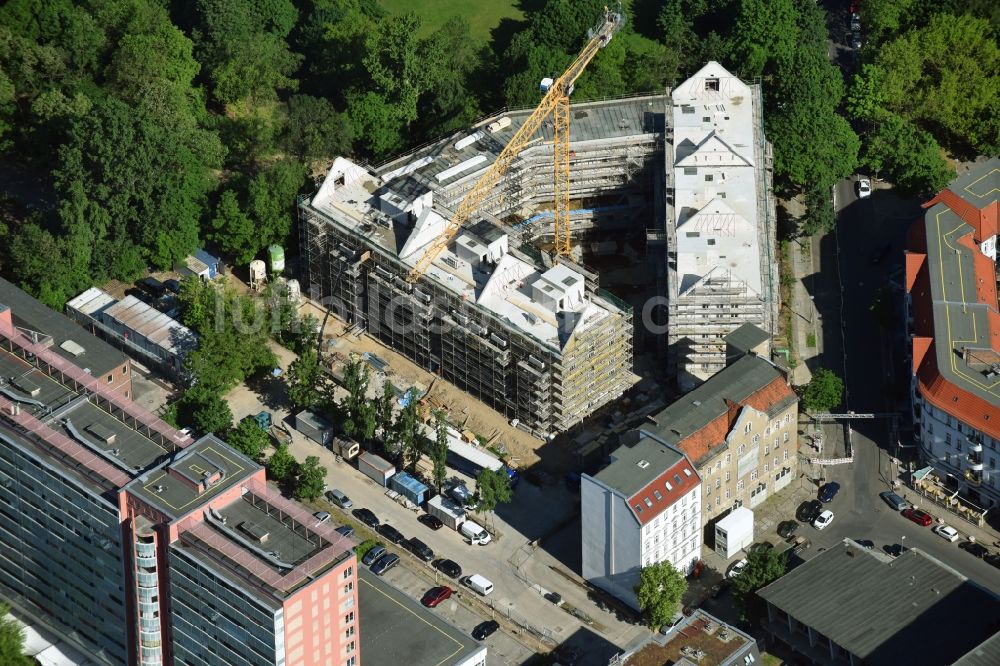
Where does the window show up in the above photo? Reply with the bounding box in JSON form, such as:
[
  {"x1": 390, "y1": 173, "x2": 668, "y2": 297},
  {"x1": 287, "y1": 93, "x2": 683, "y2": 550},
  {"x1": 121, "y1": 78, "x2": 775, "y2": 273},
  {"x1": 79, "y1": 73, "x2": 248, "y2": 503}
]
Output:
[
  {"x1": 726, "y1": 453, "x2": 732, "y2": 465},
  {"x1": 990, "y1": 457, "x2": 996, "y2": 469},
  {"x1": 345, "y1": 626, "x2": 355, "y2": 638},
  {"x1": 347, "y1": 658, "x2": 356, "y2": 666},
  {"x1": 783, "y1": 432, "x2": 789, "y2": 443},
  {"x1": 347, "y1": 641, "x2": 356, "y2": 653},
  {"x1": 773, "y1": 457, "x2": 778, "y2": 468},
  {"x1": 707, "y1": 485, "x2": 712, "y2": 496},
  {"x1": 957, "y1": 440, "x2": 963, "y2": 452},
  {"x1": 738, "y1": 444, "x2": 746, "y2": 455},
  {"x1": 343, "y1": 567, "x2": 353, "y2": 579},
  {"x1": 684, "y1": 167, "x2": 698, "y2": 175},
  {"x1": 345, "y1": 612, "x2": 355, "y2": 624},
  {"x1": 106, "y1": 375, "x2": 113, "y2": 383},
  {"x1": 705, "y1": 78, "x2": 720, "y2": 91},
  {"x1": 744, "y1": 423, "x2": 752, "y2": 434},
  {"x1": 725, "y1": 471, "x2": 731, "y2": 482},
  {"x1": 682, "y1": 105, "x2": 695, "y2": 114},
  {"x1": 945, "y1": 433, "x2": 952, "y2": 446},
  {"x1": 764, "y1": 445, "x2": 769, "y2": 456},
  {"x1": 750, "y1": 470, "x2": 758, "y2": 481},
  {"x1": 653, "y1": 490, "x2": 663, "y2": 501},
  {"x1": 764, "y1": 463, "x2": 769, "y2": 473},
  {"x1": 725, "y1": 489, "x2": 731, "y2": 499},
  {"x1": 716, "y1": 461, "x2": 721, "y2": 471},
  {"x1": 737, "y1": 480, "x2": 745, "y2": 492},
  {"x1": 705, "y1": 174, "x2": 714, "y2": 182},
  {"x1": 343, "y1": 582, "x2": 353, "y2": 594},
  {"x1": 715, "y1": 479, "x2": 721, "y2": 489},
  {"x1": 784, "y1": 450, "x2": 789, "y2": 461},
  {"x1": 716, "y1": 496, "x2": 721, "y2": 506},
  {"x1": 752, "y1": 434, "x2": 760, "y2": 444},
  {"x1": 635, "y1": 504, "x2": 644, "y2": 513}
]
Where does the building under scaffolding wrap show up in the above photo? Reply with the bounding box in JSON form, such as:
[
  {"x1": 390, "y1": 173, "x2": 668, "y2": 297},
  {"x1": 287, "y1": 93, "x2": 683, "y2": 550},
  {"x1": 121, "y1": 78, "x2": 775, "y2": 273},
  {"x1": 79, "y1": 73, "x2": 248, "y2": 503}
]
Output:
[{"x1": 298, "y1": 95, "x2": 672, "y2": 435}]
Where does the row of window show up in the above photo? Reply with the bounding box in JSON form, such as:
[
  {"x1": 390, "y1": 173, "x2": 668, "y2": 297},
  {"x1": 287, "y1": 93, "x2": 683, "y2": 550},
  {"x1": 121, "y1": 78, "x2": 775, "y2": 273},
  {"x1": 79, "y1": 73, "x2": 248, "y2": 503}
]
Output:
[{"x1": 634, "y1": 468, "x2": 694, "y2": 514}]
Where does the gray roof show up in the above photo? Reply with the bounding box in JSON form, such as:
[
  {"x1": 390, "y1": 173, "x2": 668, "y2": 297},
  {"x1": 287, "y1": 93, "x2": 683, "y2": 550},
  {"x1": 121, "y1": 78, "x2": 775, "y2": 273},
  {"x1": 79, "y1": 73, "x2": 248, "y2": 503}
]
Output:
[
  {"x1": 644, "y1": 355, "x2": 793, "y2": 454},
  {"x1": 954, "y1": 630, "x2": 1000, "y2": 666},
  {"x1": 759, "y1": 540, "x2": 1000, "y2": 665},
  {"x1": 593, "y1": 431, "x2": 683, "y2": 497},
  {"x1": 919, "y1": 157, "x2": 1000, "y2": 410},
  {"x1": 359, "y1": 569, "x2": 484, "y2": 666},
  {"x1": 725, "y1": 323, "x2": 770, "y2": 355},
  {"x1": 0, "y1": 277, "x2": 128, "y2": 375}
]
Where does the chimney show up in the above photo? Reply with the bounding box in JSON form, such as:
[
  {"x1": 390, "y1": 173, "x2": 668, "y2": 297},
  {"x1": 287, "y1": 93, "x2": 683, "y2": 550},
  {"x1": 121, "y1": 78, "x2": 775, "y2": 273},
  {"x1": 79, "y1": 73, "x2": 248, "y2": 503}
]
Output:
[{"x1": 0, "y1": 305, "x2": 12, "y2": 337}]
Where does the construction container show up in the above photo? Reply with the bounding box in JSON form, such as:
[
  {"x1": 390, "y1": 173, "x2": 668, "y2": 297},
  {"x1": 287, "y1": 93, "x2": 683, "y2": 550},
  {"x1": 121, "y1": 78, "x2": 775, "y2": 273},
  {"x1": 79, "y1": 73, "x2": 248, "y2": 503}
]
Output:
[
  {"x1": 286, "y1": 278, "x2": 301, "y2": 303},
  {"x1": 294, "y1": 410, "x2": 333, "y2": 446},
  {"x1": 426, "y1": 494, "x2": 466, "y2": 531},
  {"x1": 330, "y1": 437, "x2": 359, "y2": 461},
  {"x1": 714, "y1": 506, "x2": 754, "y2": 559},
  {"x1": 358, "y1": 452, "x2": 395, "y2": 487},
  {"x1": 486, "y1": 117, "x2": 511, "y2": 133},
  {"x1": 249, "y1": 260, "x2": 266, "y2": 290},
  {"x1": 389, "y1": 472, "x2": 428, "y2": 506},
  {"x1": 539, "y1": 77, "x2": 554, "y2": 93},
  {"x1": 268, "y1": 244, "x2": 285, "y2": 273}
]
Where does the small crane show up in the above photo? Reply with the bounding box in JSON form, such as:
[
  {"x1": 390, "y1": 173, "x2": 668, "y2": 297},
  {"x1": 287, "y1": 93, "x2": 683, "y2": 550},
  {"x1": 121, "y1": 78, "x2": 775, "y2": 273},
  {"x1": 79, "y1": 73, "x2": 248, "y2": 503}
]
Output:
[{"x1": 407, "y1": 5, "x2": 623, "y2": 282}]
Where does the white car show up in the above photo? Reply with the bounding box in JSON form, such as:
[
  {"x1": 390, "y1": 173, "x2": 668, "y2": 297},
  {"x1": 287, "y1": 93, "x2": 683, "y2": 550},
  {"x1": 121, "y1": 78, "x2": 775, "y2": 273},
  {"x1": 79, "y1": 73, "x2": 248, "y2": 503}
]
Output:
[
  {"x1": 813, "y1": 510, "x2": 835, "y2": 530},
  {"x1": 727, "y1": 559, "x2": 748, "y2": 579},
  {"x1": 933, "y1": 524, "x2": 959, "y2": 542},
  {"x1": 857, "y1": 178, "x2": 872, "y2": 198}
]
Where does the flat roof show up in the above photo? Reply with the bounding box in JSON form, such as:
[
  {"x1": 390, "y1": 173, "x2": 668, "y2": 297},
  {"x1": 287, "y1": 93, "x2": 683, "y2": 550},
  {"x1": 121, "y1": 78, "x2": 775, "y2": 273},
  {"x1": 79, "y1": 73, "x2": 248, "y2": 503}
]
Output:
[
  {"x1": 127, "y1": 436, "x2": 255, "y2": 518},
  {"x1": 725, "y1": 323, "x2": 770, "y2": 354},
  {"x1": 100, "y1": 295, "x2": 196, "y2": 356},
  {"x1": 594, "y1": 431, "x2": 683, "y2": 498},
  {"x1": 759, "y1": 539, "x2": 1000, "y2": 665},
  {"x1": 359, "y1": 569, "x2": 485, "y2": 666},
  {"x1": 0, "y1": 278, "x2": 127, "y2": 375}
]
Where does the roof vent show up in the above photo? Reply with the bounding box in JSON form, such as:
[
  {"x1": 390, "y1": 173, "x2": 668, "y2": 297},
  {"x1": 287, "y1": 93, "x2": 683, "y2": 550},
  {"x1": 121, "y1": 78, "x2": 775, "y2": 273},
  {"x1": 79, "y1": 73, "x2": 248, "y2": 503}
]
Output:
[
  {"x1": 60, "y1": 340, "x2": 86, "y2": 357},
  {"x1": 637, "y1": 460, "x2": 650, "y2": 469},
  {"x1": 692, "y1": 400, "x2": 702, "y2": 407},
  {"x1": 154, "y1": 485, "x2": 165, "y2": 493}
]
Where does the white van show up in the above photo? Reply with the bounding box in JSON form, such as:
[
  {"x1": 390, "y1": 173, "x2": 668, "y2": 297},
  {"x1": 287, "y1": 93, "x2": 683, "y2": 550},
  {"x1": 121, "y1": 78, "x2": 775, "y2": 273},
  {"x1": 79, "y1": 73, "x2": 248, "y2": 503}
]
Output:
[
  {"x1": 460, "y1": 520, "x2": 491, "y2": 545},
  {"x1": 466, "y1": 574, "x2": 494, "y2": 596}
]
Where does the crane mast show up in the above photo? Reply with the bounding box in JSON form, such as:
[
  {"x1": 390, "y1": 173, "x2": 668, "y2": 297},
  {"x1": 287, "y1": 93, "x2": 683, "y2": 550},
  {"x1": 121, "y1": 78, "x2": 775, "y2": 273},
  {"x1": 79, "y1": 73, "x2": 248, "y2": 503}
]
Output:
[{"x1": 406, "y1": 6, "x2": 622, "y2": 283}]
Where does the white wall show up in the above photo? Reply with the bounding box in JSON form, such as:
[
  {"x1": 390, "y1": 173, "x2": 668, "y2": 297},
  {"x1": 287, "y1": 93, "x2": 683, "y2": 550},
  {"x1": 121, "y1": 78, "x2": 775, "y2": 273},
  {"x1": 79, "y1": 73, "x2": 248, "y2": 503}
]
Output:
[
  {"x1": 917, "y1": 399, "x2": 1000, "y2": 505},
  {"x1": 581, "y1": 475, "x2": 643, "y2": 609}
]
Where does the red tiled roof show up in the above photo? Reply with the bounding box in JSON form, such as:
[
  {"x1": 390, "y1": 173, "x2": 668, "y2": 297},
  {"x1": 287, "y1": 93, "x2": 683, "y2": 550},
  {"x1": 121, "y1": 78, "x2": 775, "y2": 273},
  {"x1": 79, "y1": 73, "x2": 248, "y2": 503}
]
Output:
[
  {"x1": 905, "y1": 251, "x2": 926, "y2": 295},
  {"x1": 912, "y1": 336, "x2": 932, "y2": 374},
  {"x1": 916, "y1": 345, "x2": 1000, "y2": 441},
  {"x1": 673, "y1": 376, "x2": 796, "y2": 466},
  {"x1": 628, "y1": 457, "x2": 701, "y2": 526}
]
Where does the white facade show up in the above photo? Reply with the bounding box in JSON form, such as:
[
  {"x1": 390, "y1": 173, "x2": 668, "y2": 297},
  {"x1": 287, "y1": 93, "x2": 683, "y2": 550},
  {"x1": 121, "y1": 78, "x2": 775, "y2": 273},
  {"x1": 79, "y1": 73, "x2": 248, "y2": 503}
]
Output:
[{"x1": 582, "y1": 462, "x2": 702, "y2": 610}]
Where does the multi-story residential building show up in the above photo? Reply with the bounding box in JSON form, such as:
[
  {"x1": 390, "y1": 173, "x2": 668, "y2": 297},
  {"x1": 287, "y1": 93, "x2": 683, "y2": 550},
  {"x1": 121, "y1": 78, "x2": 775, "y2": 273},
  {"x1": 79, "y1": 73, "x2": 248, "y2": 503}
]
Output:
[
  {"x1": 298, "y1": 93, "x2": 677, "y2": 436},
  {"x1": 0, "y1": 278, "x2": 133, "y2": 397},
  {"x1": 0, "y1": 300, "x2": 358, "y2": 665},
  {"x1": 759, "y1": 539, "x2": 1000, "y2": 665},
  {"x1": 665, "y1": 62, "x2": 779, "y2": 391},
  {"x1": 644, "y1": 348, "x2": 798, "y2": 525},
  {"x1": 905, "y1": 158, "x2": 1000, "y2": 509},
  {"x1": 581, "y1": 430, "x2": 702, "y2": 609}
]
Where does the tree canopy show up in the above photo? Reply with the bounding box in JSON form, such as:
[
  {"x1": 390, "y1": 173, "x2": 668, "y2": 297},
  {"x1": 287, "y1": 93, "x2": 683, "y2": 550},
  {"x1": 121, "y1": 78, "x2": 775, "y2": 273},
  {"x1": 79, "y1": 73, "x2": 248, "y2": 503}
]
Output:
[
  {"x1": 801, "y1": 368, "x2": 845, "y2": 413},
  {"x1": 634, "y1": 560, "x2": 688, "y2": 630},
  {"x1": 730, "y1": 547, "x2": 788, "y2": 623},
  {"x1": 0, "y1": 603, "x2": 30, "y2": 666}
]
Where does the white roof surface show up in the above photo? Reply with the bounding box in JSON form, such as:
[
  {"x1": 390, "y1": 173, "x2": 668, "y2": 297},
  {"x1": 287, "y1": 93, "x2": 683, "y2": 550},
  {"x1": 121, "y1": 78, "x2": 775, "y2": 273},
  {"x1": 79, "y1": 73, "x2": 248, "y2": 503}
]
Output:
[
  {"x1": 101, "y1": 295, "x2": 195, "y2": 355},
  {"x1": 672, "y1": 62, "x2": 762, "y2": 298},
  {"x1": 66, "y1": 287, "x2": 116, "y2": 316}
]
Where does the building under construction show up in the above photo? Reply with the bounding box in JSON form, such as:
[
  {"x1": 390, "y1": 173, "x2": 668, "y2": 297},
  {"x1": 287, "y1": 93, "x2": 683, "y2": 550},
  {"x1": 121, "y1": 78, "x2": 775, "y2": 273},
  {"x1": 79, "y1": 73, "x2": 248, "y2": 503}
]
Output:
[{"x1": 298, "y1": 95, "x2": 671, "y2": 436}]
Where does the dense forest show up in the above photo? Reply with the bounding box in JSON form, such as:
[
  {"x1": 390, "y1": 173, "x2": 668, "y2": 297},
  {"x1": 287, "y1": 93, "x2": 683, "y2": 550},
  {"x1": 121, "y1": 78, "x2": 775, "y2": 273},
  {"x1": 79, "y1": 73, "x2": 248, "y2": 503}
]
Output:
[{"x1": 0, "y1": 0, "x2": 996, "y2": 308}]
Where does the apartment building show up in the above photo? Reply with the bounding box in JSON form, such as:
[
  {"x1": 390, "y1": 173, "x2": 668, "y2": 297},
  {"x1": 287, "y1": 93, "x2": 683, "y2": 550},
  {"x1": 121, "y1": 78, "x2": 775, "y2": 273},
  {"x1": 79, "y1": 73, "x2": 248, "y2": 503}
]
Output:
[
  {"x1": 0, "y1": 300, "x2": 358, "y2": 665},
  {"x1": 581, "y1": 431, "x2": 702, "y2": 609},
  {"x1": 299, "y1": 95, "x2": 676, "y2": 436},
  {"x1": 665, "y1": 62, "x2": 779, "y2": 390},
  {"x1": 905, "y1": 158, "x2": 1000, "y2": 509},
  {"x1": 643, "y1": 349, "x2": 798, "y2": 525},
  {"x1": 0, "y1": 279, "x2": 132, "y2": 397}
]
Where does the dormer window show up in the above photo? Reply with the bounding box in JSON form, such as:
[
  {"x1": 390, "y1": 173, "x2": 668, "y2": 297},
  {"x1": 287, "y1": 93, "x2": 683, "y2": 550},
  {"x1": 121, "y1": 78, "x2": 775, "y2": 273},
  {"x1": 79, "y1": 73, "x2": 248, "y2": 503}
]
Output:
[{"x1": 705, "y1": 78, "x2": 720, "y2": 91}]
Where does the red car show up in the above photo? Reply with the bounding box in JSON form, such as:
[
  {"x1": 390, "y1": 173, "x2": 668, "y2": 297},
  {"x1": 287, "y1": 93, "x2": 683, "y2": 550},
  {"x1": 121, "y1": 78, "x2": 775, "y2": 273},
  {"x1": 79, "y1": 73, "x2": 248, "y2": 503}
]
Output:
[
  {"x1": 903, "y1": 508, "x2": 933, "y2": 526},
  {"x1": 421, "y1": 586, "x2": 453, "y2": 608}
]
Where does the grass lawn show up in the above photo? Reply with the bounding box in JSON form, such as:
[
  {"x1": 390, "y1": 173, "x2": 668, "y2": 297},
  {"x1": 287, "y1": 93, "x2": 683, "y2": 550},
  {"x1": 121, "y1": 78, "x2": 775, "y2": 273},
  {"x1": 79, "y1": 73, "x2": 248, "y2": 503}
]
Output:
[{"x1": 378, "y1": 0, "x2": 524, "y2": 42}]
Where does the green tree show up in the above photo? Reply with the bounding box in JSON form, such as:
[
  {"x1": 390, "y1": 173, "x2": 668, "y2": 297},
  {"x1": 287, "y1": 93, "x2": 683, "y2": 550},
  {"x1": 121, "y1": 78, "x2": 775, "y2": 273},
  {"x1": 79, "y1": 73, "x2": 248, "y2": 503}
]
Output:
[
  {"x1": 728, "y1": 0, "x2": 800, "y2": 79},
  {"x1": 176, "y1": 386, "x2": 233, "y2": 435},
  {"x1": 474, "y1": 468, "x2": 513, "y2": 514},
  {"x1": 282, "y1": 94, "x2": 354, "y2": 160},
  {"x1": 357, "y1": 402, "x2": 377, "y2": 442},
  {"x1": 801, "y1": 185, "x2": 834, "y2": 236},
  {"x1": 210, "y1": 189, "x2": 257, "y2": 264},
  {"x1": 342, "y1": 358, "x2": 370, "y2": 423},
  {"x1": 287, "y1": 346, "x2": 324, "y2": 410},
  {"x1": 396, "y1": 398, "x2": 422, "y2": 473},
  {"x1": 634, "y1": 560, "x2": 688, "y2": 630},
  {"x1": 295, "y1": 455, "x2": 327, "y2": 501},
  {"x1": 375, "y1": 382, "x2": 395, "y2": 434},
  {"x1": 731, "y1": 548, "x2": 788, "y2": 623},
  {"x1": 432, "y1": 412, "x2": 449, "y2": 492},
  {"x1": 346, "y1": 90, "x2": 404, "y2": 156},
  {"x1": 801, "y1": 368, "x2": 844, "y2": 412},
  {"x1": 860, "y1": 113, "x2": 953, "y2": 195},
  {"x1": 0, "y1": 603, "x2": 30, "y2": 666},
  {"x1": 267, "y1": 444, "x2": 298, "y2": 484},
  {"x1": 246, "y1": 159, "x2": 308, "y2": 252},
  {"x1": 228, "y1": 417, "x2": 270, "y2": 461}
]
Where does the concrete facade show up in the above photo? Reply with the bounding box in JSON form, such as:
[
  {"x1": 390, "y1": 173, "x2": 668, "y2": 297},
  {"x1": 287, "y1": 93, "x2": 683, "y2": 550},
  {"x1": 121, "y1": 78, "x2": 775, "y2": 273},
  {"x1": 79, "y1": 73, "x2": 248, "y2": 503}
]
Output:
[
  {"x1": 0, "y1": 305, "x2": 359, "y2": 666},
  {"x1": 582, "y1": 431, "x2": 702, "y2": 609},
  {"x1": 664, "y1": 62, "x2": 779, "y2": 391},
  {"x1": 905, "y1": 158, "x2": 1000, "y2": 509}
]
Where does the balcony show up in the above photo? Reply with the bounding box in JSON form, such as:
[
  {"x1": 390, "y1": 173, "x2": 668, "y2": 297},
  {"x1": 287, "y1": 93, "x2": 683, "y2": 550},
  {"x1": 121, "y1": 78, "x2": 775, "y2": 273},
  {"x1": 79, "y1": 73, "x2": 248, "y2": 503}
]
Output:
[
  {"x1": 968, "y1": 451, "x2": 983, "y2": 469},
  {"x1": 965, "y1": 468, "x2": 982, "y2": 486}
]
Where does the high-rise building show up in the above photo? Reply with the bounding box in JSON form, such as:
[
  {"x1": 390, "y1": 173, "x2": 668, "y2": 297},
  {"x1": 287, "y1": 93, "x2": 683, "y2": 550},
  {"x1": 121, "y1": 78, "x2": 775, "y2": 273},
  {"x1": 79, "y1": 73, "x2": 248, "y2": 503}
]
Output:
[
  {"x1": 0, "y1": 302, "x2": 359, "y2": 665},
  {"x1": 905, "y1": 158, "x2": 1000, "y2": 509}
]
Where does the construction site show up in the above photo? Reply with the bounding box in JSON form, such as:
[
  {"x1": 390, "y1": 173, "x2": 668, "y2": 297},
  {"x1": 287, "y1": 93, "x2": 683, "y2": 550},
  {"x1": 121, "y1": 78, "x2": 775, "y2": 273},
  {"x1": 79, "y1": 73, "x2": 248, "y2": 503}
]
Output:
[{"x1": 298, "y1": 10, "x2": 777, "y2": 438}]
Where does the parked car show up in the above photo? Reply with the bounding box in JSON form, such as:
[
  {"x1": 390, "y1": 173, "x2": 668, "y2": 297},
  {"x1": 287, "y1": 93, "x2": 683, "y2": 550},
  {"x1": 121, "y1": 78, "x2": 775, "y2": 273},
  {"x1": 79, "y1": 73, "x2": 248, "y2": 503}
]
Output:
[
  {"x1": 139, "y1": 276, "x2": 166, "y2": 297},
  {"x1": 544, "y1": 591, "x2": 562, "y2": 604},
  {"x1": 813, "y1": 510, "x2": 835, "y2": 530},
  {"x1": 421, "y1": 586, "x2": 453, "y2": 608},
  {"x1": 857, "y1": 177, "x2": 872, "y2": 198},
  {"x1": 362, "y1": 544, "x2": 386, "y2": 566},
  {"x1": 959, "y1": 541, "x2": 990, "y2": 558},
  {"x1": 163, "y1": 278, "x2": 181, "y2": 294},
  {"x1": 778, "y1": 520, "x2": 799, "y2": 539},
  {"x1": 434, "y1": 558, "x2": 462, "y2": 579},
  {"x1": 819, "y1": 482, "x2": 841, "y2": 503},
  {"x1": 884, "y1": 543, "x2": 909, "y2": 557},
  {"x1": 903, "y1": 507, "x2": 933, "y2": 527},
  {"x1": 985, "y1": 553, "x2": 1000, "y2": 570},
  {"x1": 850, "y1": 16, "x2": 861, "y2": 31},
  {"x1": 852, "y1": 539, "x2": 875, "y2": 550},
  {"x1": 313, "y1": 511, "x2": 331, "y2": 523},
  {"x1": 370, "y1": 552, "x2": 399, "y2": 576},
  {"x1": 797, "y1": 500, "x2": 823, "y2": 524},
  {"x1": 879, "y1": 491, "x2": 909, "y2": 512},
  {"x1": 659, "y1": 611, "x2": 685, "y2": 635},
  {"x1": 727, "y1": 559, "x2": 748, "y2": 579},
  {"x1": 472, "y1": 620, "x2": 500, "y2": 641},
  {"x1": 418, "y1": 514, "x2": 444, "y2": 530},
  {"x1": 378, "y1": 524, "x2": 406, "y2": 544},
  {"x1": 405, "y1": 537, "x2": 434, "y2": 562},
  {"x1": 851, "y1": 32, "x2": 863, "y2": 50},
  {"x1": 325, "y1": 489, "x2": 352, "y2": 509},
  {"x1": 352, "y1": 508, "x2": 380, "y2": 528},
  {"x1": 335, "y1": 525, "x2": 354, "y2": 538},
  {"x1": 933, "y1": 524, "x2": 960, "y2": 542}
]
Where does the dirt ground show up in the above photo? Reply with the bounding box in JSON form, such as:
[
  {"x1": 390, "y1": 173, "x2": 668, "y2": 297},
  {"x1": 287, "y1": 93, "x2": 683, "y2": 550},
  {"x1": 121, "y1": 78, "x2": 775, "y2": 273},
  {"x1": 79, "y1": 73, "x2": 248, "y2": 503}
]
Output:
[{"x1": 299, "y1": 300, "x2": 557, "y2": 470}]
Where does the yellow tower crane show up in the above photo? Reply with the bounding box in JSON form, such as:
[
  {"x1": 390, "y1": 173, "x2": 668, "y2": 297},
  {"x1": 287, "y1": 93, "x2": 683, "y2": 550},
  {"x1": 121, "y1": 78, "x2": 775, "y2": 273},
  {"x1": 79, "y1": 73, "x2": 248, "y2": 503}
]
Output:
[{"x1": 406, "y1": 6, "x2": 623, "y2": 283}]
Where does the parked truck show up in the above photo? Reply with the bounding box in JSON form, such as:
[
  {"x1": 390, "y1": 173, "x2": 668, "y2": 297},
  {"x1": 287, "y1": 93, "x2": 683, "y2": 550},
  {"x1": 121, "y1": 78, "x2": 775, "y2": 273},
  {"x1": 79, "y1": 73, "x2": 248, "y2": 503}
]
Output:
[{"x1": 427, "y1": 494, "x2": 466, "y2": 531}]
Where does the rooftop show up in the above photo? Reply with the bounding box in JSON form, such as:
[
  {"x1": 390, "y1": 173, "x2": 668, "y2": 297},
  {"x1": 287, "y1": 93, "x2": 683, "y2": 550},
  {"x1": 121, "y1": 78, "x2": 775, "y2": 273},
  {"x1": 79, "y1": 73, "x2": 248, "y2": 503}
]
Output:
[
  {"x1": 173, "y1": 478, "x2": 355, "y2": 603},
  {"x1": 98, "y1": 294, "x2": 196, "y2": 356},
  {"x1": 907, "y1": 158, "x2": 1000, "y2": 437},
  {"x1": 759, "y1": 539, "x2": 1000, "y2": 665},
  {"x1": 625, "y1": 609, "x2": 755, "y2": 666},
  {"x1": 126, "y1": 435, "x2": 255, "y2": 518},
  {"x1": 0, "y1": 278, "x2": 128, "y2": 375},
  {"x1": 643, "y1": 354, "x2": 796, "y2": 464},
  {"x1": 725, "y1": 323, "x2": 770, "y2": 355},
  {"x1": 359, "y1": 568, "x2": 485, "y2": 666}
]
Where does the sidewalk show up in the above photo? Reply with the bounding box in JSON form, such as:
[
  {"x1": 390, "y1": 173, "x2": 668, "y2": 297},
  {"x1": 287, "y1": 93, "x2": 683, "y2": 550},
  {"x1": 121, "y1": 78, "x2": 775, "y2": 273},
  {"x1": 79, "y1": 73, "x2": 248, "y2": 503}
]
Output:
[{"x1": 784, "y1": 197, "x2": 823, "y2": 387}]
